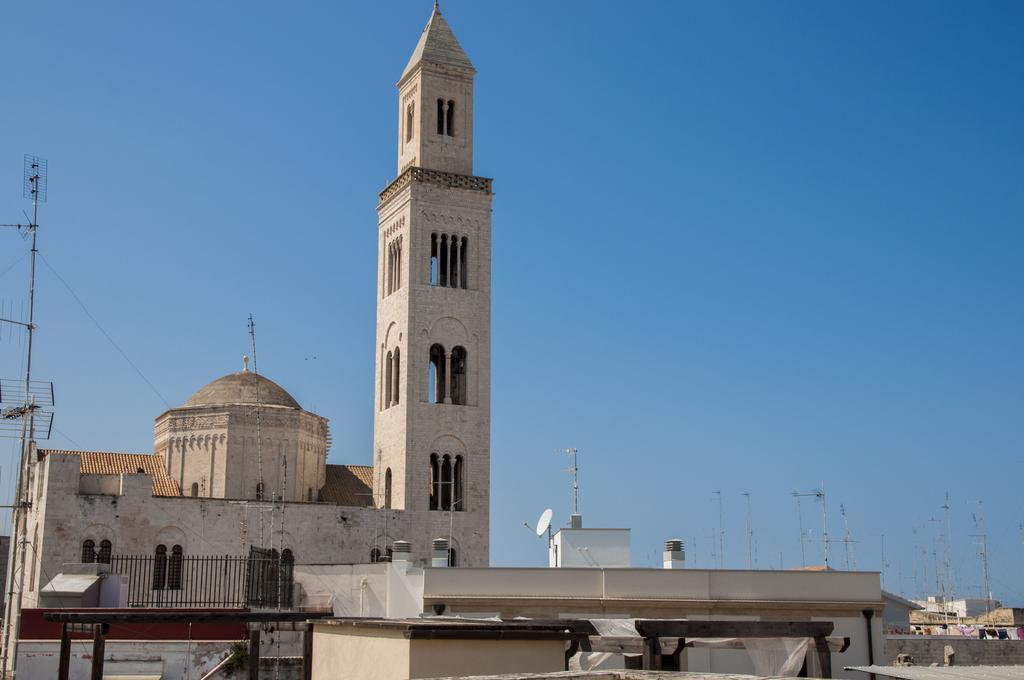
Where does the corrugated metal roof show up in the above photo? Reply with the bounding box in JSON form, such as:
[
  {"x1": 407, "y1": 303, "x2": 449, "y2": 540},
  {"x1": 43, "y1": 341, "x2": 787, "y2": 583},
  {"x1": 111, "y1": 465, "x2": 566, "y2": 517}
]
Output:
[
  {"x1": 320, "y1": 464, "x2": 373, "y2": 507},
  {"x1": 847, "y1": 665, "x2": 1024, "y2": 679},
  {"x1": 41, "y1": 449, "x2": 181, "y2": 497}
]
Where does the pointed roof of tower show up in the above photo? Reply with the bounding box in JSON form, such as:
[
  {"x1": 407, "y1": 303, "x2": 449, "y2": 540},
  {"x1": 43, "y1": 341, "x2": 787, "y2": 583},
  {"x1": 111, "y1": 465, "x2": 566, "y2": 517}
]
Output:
[{"x1": 401, "y1": 3, "x2": 474, "y2": 81}]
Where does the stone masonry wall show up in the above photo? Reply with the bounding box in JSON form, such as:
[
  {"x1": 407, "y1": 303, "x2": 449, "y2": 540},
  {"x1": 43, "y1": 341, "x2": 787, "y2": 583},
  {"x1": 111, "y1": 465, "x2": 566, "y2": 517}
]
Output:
[{"x1": 886, "y1": 636, "x2": 1024, "y2": 666}]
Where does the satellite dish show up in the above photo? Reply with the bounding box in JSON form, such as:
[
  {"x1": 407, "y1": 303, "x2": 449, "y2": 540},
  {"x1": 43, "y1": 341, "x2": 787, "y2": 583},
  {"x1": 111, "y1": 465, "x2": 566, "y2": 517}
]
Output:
[{"x1": 535, "y1": 508, "x2": 553, "y2": 537}]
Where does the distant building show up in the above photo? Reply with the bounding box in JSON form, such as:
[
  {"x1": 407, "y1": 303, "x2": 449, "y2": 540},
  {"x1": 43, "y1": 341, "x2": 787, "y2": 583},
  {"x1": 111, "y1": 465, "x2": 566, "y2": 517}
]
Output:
[
  {"x1": 913, "y1": 596, "x2": 1003, "y2": 619},
  {"x1": 881, "y1": 590, "x2": 922, "y2": 633}
]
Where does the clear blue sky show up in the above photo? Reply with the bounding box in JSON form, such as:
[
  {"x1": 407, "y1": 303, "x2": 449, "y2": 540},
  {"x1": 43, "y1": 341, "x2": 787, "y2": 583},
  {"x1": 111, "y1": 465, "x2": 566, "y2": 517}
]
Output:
[{"x1": 1, "y1": 1, "x2": 1022, "y2": 604}]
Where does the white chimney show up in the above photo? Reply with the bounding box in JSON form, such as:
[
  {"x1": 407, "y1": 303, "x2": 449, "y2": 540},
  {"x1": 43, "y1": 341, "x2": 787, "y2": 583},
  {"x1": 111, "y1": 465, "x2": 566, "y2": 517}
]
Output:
[
  {"x1": 391, "y1": 540, "x2": 412, "y2": 566},
  {"x1": 663, "y1": 538, "x2": 685, "y2": 569},
  {"x1": 431, "y1": 538, "x2": 449, "y2": 568}
]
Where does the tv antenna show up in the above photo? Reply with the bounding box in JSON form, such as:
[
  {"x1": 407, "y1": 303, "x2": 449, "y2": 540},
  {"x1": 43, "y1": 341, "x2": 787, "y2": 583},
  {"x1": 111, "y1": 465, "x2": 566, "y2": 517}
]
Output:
[
  {"x1": 940, "y1": 491, "x2": 957, "y2": 603},
  {"x1": 248, "y1": 314, "x2": 267, "y2": 549},
  {"x1": 712, "y1": 490, "x2": 724, "y2": 568},
  {"x1": 838, "y1": 503, "x2": 858, "y2": 569},
  {"x1": 742, "y1": 491, "x2": 754, "y2": 569},
  {"x1": 560, "y1": 448, "x2": 580, "y2": 524},
  {"x1": 970, "y1": 499, "x2": 993, "y2": 614},
  {"x1": 793, "y1": 485, "x2": 829, "y2": 567},
  {"x1": 0, "y1": 155, "x2": 53, "y2": 677}
]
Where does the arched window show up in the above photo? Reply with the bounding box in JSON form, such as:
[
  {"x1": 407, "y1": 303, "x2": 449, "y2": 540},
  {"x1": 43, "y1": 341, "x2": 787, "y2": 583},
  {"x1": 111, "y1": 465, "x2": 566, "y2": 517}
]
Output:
[
  {"x1": 190, "y1": 482, "x2": 199, "y2": 497},
  {"x1": 429, "y1": 454, "x2": 440, "y2": 510},
  {"x1": 436, "y1": 98, "x2": 445, "y2": 135},
  {"x1": 406, "y1": 101, "x2": 415, "y2": 143},
  {"x1": 439, "y1": 234, "x2": 449, "y2": 287},
  {"x1": 153, "y1": 545, "x2": 168, "y2": 590},
  {"x1": 98, "y1": 540, "x2": 112, "y2": 565},
  {"x1": 428, "y1": 344, "x2": 446, "y2": 404},
  {"x1": 81, "y1": 539, "x2": 95, "y2": 563},
  {"x1": 392, "y1": 348, "x2": 400, "y2": 406},
  {"x1": 370, "y1": 548, "x2": 382, "y2": 563},
  {"x1": 384, "y1": 468, "x2": 393, "y2": 509},
  {"x1": 307, "y1": 488, "x2": 313, "y2": 502},
  {"x1": 450, "y1": 346, "x2": 467, "y2": 405},
  {"x1": 446, "y1": 100, "x2": 455, "y2": 137},
  {"x1": 448, "y1": 548, "x2": 458, "y2": 567},
  {"x1": 440, "y1": 455, "x2": 453, "y2": 511},
  {"x1": 256, "y1": 482, "x2": 264, "y2": 500},
  {"x1": 168, "y1": 545, "x2": 183, "y2": 590},
  {"x1": 280, "y1": 548, "x2": 295, "y2": 606},
  {"x1": 460, "y1": 237, "x2": 468, "y2": 289},
  {"x1": 430, "y1": 233, "x2": 440, "y2": 286},
  {"x1": 454, "y1": 455, "x2": 464, "y2": 511},
  {"x1": 385, "y1": 350, "x2": 393, "y2": 409}
]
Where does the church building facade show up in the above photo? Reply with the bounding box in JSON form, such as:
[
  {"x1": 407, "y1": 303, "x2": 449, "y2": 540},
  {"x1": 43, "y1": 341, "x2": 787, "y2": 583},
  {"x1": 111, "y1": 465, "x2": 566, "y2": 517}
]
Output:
[{"x1": 12, "y1": 4, "x2": 492, "y2": 613}]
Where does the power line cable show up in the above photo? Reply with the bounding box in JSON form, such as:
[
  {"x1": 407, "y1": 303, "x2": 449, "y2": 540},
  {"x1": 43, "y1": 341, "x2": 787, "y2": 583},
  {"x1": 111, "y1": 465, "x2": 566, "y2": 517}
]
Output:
[{"x1": 38, "y1": 253, "x2": 170, "y2": 409}]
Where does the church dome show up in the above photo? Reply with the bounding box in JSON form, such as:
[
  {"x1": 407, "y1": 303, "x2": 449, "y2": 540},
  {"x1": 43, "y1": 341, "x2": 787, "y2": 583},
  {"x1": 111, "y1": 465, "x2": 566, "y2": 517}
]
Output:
[{"x1": 184, "y1": 370, "x2": 301, "y2": 410}]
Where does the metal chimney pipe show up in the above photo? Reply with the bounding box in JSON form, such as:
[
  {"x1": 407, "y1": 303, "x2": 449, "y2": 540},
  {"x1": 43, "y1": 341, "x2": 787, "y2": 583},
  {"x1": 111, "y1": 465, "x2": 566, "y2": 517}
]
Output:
[
  {"x1": 391, "y1": 540, "x2": 412, "y2": 565},
  {"x1": 431, "y1": 538, "x2": 449, "y2": 568},
  {"x1": 663, "y1": 538, "x2": 685, "y2": 569}
]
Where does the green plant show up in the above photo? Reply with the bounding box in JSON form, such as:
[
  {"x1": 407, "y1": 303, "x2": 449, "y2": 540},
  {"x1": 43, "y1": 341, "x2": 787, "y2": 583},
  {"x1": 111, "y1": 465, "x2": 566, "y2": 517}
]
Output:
[{"x1": 222, "y1": 640, "x2": 249, "y2": 677}]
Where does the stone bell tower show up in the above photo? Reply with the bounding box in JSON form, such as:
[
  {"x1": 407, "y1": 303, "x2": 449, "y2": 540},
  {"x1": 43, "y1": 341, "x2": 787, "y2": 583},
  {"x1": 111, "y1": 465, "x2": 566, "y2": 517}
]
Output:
[{"x1": 373, "y1": 3, "x2": 492, "y2": 566}]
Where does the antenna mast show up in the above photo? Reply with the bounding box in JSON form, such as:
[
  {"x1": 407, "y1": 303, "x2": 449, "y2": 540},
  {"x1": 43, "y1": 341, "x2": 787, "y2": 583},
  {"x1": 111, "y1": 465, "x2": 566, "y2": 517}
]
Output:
[
  {"x1": 742, "y1": 491, "x2": 753, "y2": 569},
  {"x1": 793, "y1": 493, "x2": 807, "y2": 567},
  {"x1": 972, "y1": 500, "x2": 993, "y2": 614},
  {"x1": 839, "y1": 503, "x2": 857, "y2": 569},
  {"x1": 712, "y1": 490, "x2": 724, "y2": 568},
  {"x1": 561, "y1": 448, "x2": 580, "y2": 524},
  {"x1": 0, "y1": 155, "x2": 49, "y2": 677},
  {"x1": 248, "y1": 314, "x2": 266, "y2": 548},
  {"x1": 794, "y1": 486, "x2": 829, "y2": 567},
  {"x1": 941, "y1": 492, "x2": 956, "y2": 603}
]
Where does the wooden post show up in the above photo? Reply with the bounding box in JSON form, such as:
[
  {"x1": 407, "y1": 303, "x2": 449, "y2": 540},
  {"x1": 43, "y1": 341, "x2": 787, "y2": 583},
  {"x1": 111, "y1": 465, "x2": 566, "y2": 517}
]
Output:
[
  {"x1": 641, "y1": 636, "x2": 662, "y2": 670},
  {"x1": 563, "y1": 639, "x2": 580, "y2": 671},
  {"x1": 303, "y1": 624, "x2": 314, "y2": 680},
  {"x1": 90, "y1": 623, "x2": 105, "y2": 680},
  {"x1": 57, "y1": 623, "x2": 71, "y2": 680},
  {"x1": 666, "y1": 637, "x2": 686, "y2": 671},
  {"x1": 815, "y1": 635, "x2": 832, "y2": 678},
  {"x1": 248, "y1": 627, "x2": 261, "y2": 680}
]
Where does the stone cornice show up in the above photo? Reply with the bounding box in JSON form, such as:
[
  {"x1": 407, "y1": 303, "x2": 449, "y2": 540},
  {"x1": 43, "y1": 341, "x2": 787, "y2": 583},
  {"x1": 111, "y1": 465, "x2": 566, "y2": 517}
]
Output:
[{"x1": 379, "y1": 167, "x2": 493, "y2": 206}]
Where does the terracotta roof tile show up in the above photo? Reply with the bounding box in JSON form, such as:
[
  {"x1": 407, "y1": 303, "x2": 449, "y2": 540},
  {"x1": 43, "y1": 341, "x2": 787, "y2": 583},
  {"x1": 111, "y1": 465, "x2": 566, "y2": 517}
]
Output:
[
  {"x1": 320, "y1": 464, "x2": 373, "y2": 507},
  {"x1": 40, "y1": 449, "x2": 181, "y2": 497}
]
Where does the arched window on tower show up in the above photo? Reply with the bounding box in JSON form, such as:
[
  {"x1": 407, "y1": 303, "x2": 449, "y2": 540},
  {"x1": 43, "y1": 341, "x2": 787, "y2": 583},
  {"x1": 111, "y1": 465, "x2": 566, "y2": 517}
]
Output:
[
  {"x1": 370, "y1": 548, "x2": 381, "y2": 563},
  {"x1": 98, "y1": 540, "x2": 112, "y2": 564},
  {"x1": 429, "y1": 454, "x2": 440, "y2": 510},
  {"x1": 384, "y1": 468, "x2": 392, "y2": 509},
  {"x1": 430, "y1": 233, "x2": 439, "y2": 285},
  {"x1": 454, "y1": 455, "x2": 464, "y2": 511},
  {"x1": 460, "y1": 236, "x2": 468, "y2": 288},
  {"x1": 81, "y1": 539, "x2": 95, "y2": 563},
  {"x1": 168, "y1": 545, "x2": 183, "y2": 590},
  {"x1": 256, "y1": 482, "x2": 265, "y2": 500},
  {"x1": 190, "y1": 482, "x2": 199, "y2": 497},
  {"x1": 446, "y1": 100, "x2": 455, "y2": 137},
  {"x1": 440, "y1": 455, "x2": 453, "y2": 511},
  {"x1": 428, "y1": 344, "x2": 446, "y2": 404},
  {"x1": 153, "y1": 545, "x2": 168, "y2": 590},
  {"x1": 406, "y1": 101, "x2": 415, "y2": 143},
  {"x1": 448, "y1": 548, "x2": 458, "y2": 567},
  {"x1": 392, "y1": 348, "x2": 400, "y2": 406},
  {"x1": 450, "y1": 346, "x2": 467, "y2": 405},
  {"x1": 385, "y1": 350, "x2": 393, "y2": 409},
  {"x1": 436, "y1": 98, "x2": 445, "y2": 135}
]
